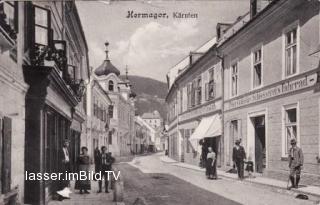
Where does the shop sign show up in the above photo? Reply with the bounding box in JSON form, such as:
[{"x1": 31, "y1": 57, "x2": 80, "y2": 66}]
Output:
[
  {"x1": 179, "y1": 101, "x2": 220, "y2": 121},
  {"x1": 226, "y1": 73, "x2": 317, "y2": 110}
]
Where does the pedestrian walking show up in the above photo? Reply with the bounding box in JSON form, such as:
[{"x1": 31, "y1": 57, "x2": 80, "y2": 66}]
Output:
[
  {"x1": 288, "y1": 138, "x2": 304, "y2": 189},
  {"x1": 96, "y1": 146, "x2": 115, "y2": 193},
  {"x1": 232, "y1": 139, "x2": 246, "y2": 180},
  {"x1": 75, "y1": 146, "x2": 91, "y2": 194},
  {"x1": 206, "y1": 147, "x2": 217, "y2": 179}
]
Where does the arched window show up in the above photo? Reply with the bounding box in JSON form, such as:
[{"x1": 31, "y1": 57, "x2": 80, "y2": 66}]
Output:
[{"x1": 109, "y1": 80, "x2": 114, "y2": 91}]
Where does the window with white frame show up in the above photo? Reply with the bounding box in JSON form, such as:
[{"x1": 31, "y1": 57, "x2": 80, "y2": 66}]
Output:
[
  {"x1": 283, "y1": 105, "x2": 298, "y2": 156},
  {"x1": 205, "y1": 68, "x2": 215, "y2": 101},
  {"x1": 187, "y1": 83, "x2": 192, "y2": 109},
  {"x1": 231, "y1": 63, "x2": 238, "y2": 97},
  {"x1": 196, "y1": 76, "x2": 202, "y2": 105},
  {"x1": 230, "y1": 120, "x2": 238, "y2": 142},
  {"x1": 34, "y1": 5, "x2": 51, "y2": 46},
  {"x1": 285, "y1": 28, "x2": 298, "y2": 77},
  {"x1": 253, "y1": 48, "x2": 262, "y2": 88}
]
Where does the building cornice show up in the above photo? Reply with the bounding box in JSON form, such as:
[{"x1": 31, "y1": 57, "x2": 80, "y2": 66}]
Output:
[{"x1": 218, "y1": 0, "x2": 304, "y2": 53}]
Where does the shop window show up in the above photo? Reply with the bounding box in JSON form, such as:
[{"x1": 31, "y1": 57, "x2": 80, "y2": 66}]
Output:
[
  {"x1": 231, "y1": 63, "x2": 238, "y2": 97},
  {"x1": 230, "y1": 120, "x2": 238, "y2": 144},
  {"x1": 253, "y1": 48, "x2": 262, "y2": 88},
  {"x1": 284, "y1": 27, "x2": 298, "y2": 77},
  {"x1": 283, "y1": 106, "x2": 298, "y2": 156}
]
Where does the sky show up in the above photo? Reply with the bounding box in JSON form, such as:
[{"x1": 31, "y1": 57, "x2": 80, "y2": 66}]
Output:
[{"x1": 76, "y1": 0, "x2": 250, "y2": 82}]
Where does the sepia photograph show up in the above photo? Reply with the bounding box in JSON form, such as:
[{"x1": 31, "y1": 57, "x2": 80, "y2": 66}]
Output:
[{"x1": 0, "y1": 0, "x2": 320, "y2": 204}]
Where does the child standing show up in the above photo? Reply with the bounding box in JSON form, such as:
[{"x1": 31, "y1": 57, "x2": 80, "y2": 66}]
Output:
[{"x1": 245, "y1": 156, "x2": 254, "y2": 178}]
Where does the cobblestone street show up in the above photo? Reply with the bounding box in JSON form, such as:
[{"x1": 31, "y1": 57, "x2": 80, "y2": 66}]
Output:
[{"x1": 121, "y1": 153, "x2": 318, "y2": 205}]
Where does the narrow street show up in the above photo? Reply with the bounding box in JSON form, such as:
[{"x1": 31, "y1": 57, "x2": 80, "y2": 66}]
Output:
[
  {"x1": 118, "y1": 164, "x2": 238, "y2": 205},
  {"x1": 116, "y1": 153, "x2": 315, "y2": 205}
]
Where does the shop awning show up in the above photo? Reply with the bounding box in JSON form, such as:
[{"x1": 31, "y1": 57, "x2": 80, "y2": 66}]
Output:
[{"x1": 189, "y1": 114, "x2": 221, "y2": 151}]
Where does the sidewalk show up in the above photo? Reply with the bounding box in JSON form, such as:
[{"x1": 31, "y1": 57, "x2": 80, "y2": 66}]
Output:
[
  {"x1": 47, "y1": 180, "x2": 119, "y2": 205},
  {"x1": 160, "y1": 156, "x2": 320, "y2": 199}
]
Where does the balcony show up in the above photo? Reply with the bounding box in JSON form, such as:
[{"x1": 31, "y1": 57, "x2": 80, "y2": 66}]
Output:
[
  {"x1": 66, "y1": 65, "x2": 85, "y2": 100},
  {"x1": 0, "y1": 2, "x2": 17, "y2": 52}
]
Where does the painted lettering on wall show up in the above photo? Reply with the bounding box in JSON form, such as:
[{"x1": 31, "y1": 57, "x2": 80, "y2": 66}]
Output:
[
  {"x1": 226, "y1": 73, "x2": 317, "y2": 110},
  {"x1": 180, "y1": 101, "x2": 220, "y2": 121}
]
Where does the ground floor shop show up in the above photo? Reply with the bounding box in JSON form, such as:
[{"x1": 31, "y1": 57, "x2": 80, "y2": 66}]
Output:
[
  {"x1": 224, "y1": 73, "x2": 320, "y2": 185},
  {"x1": 168, "y1": 101, "x2": 223, "y2": 168},
  {"x1": 23, "y1": 65, "x2": 79, "y2": 204}
]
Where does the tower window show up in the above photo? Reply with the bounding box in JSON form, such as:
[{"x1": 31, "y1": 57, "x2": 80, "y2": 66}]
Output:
[{"x1": 109, "y1": 80, "x2": 114, "y2": 91}]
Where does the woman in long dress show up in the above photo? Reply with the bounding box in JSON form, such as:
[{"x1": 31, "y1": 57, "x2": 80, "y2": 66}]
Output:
[
  {"x1": 75, "y1": 146, "x2": 91, "y2": 194},
  {"x1": 206, "y1": 147, "x2": 217, "y2": 180}
]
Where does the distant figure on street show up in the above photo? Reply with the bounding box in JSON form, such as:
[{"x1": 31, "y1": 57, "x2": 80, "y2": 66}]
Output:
[
  {"x1": 206, "y1": 147, "x2": 217, "y2": 180},
  {"x1": 75, "y1": 146, "x2": 91, "y2": 194},
  {"x1": 94, "y1": 147, "x2": 101, "y2": 176},
  {"x1": 245, "y1": 155, "x2": 254, "y2": 178},
  {"x1": 60, "y1": 140, "x2": 71, "y2": 190},
  {"x1": 96, "y1": 146, "x2": 115, "y2": 193},
  {"x1": 232, "y1": 139, "x2": 246, "y2": 180},
  {"x1": 288, "y1": 138, "x2": 304, "y2": 189}
]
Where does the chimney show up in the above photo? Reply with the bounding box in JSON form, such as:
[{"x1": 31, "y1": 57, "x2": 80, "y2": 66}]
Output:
[
  {"x1": 216, "y1": 23, "x2": 231, "y2": 41},
  {"x1": 250, "y1": 0, "x2": 270, "y2": 19}
]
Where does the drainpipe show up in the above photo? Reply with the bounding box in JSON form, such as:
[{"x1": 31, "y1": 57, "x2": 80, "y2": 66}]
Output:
[{"x1": 216, "y1": 51, "x2": 225, "y2": 168}]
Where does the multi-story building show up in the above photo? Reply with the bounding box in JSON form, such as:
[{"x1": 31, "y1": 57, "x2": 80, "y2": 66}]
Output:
[
  {"x1": 166, "y1": 0, "x2": 320, "y2": 186},
  {"x1": 166, "y1": 39, "x2": 224, "y2": 166},
  {"x1": 0, "y1": 1, "x2": 28, "y2": 204},
  {"x1": 86, "y1": 76, "x2": 112, "y2": 159},
  {"x1": 0, "y1": 1, "x2": 89, "y2": 204},
  {"x1": 141, "y1": 110, "x2": 163, "y2": 129},
  {"x1": 93, "y1": 42, "x2": 136, "y2": 157},
  {"x1": 141, "y1": 110, "x2": 164, "y2": 150},
  {"x1": 134, "y1": 116, "x2": 151, "y2": 154},
  {"x1": 220, "y1": 0, "x2": 320, "y2": 184}
]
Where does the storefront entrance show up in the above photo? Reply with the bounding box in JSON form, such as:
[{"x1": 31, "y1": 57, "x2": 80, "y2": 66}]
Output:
[
  {"x1": 253, "y1": 116, "x2": 266, "y2": 173},
  {"x1": 248, "y1": 111, "x2": 266, "y2": 173},
  {"x1": 201, "y1": 136, "x2": 221, "y2": 168}
]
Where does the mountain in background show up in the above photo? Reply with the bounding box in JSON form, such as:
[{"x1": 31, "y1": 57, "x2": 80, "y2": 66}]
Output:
[{"x1": 120, "y1": 75, "x2": 168, "y2": 120}]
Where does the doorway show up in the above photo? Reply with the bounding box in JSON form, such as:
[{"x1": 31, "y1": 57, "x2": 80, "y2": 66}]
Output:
[{"x1": 252, "y1": 116, "x2": 266, "y2": 173}]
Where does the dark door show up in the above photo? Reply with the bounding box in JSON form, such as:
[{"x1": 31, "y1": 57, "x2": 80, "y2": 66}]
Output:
[
  {"x1": 254, "y1": 116, "x2": 266, "y2": 173},
  {"x1": 1, "y1": 116, "x2": 12, "y2": 194}
]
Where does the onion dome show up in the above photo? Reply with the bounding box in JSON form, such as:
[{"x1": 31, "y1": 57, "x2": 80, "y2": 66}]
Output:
[{"x1": 94, "y1": 41, "x2": 120, "y2": 76}]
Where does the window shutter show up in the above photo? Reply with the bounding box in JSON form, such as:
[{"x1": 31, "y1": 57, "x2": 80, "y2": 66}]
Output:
[
  {"x1": 2, "y1": 116, "x2": 12, "y2": 194},
  {"x1": 205, "y1": 83, "x2": 208, "y2": 101}
]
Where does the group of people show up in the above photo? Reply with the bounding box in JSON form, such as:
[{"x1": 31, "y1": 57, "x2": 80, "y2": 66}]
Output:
[
  {"x1": 204, "y1": 138, "x2": 304, "y2": 189},
  {"x1": 59, "y1": 140, "x2": 115, "y2": 196}
]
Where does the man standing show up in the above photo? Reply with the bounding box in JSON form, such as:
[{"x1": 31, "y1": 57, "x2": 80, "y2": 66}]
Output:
[
  {"x1": 288, "y1": 138, "x2": 304, "y2": 189},
  {"x1": 232, "y1": 139, "x2": 246, "y2": 180},
  {"x1": 60, "y1": 140, "x2": 71, "y2": 189},
  {"x1": 97, "y1": 146, "x2": 115, "y2": 193}
]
